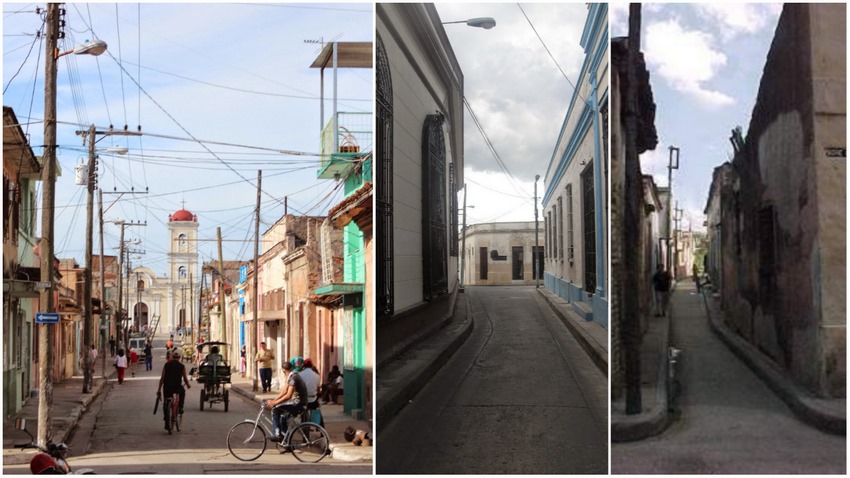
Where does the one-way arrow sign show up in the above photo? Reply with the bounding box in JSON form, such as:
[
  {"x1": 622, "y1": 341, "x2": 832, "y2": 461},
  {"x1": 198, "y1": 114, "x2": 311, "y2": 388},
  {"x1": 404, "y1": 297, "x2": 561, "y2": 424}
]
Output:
[{"x1": 35, "y1": 313, "x2": 60, "y2": 324}]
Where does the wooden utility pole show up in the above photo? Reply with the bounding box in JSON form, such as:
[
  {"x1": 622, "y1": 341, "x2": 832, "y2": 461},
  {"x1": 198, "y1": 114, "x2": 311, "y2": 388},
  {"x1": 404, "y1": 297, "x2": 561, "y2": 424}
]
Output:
[
  {"x1": 251, "y1": 170, "x2": 262, "y2": 391},
  {"x1": 623, "y1": 3, "x2": 643, "y2": 415},
  {"x1": 116, "y1": 224, "x2": 126, "y2": 350},
  {"x1": 82, "y1": 125, "x2": 96, "y2": 393},
  {"x1": 37, "y1": 2, "x2": 60, "y2": 447},
  {"x1": 216, "y1": 227, "x2": 228, "y2": 351},
  {"x1": 189, "y1": 272, "x2": 194, "y2": 346}
]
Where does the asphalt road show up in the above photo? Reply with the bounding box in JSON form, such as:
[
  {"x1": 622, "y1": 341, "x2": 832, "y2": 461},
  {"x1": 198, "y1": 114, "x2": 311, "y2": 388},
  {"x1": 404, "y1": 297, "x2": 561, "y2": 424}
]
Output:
[
  {"x1": 612, "y1": 283, "x2": 846, "y2": 474},
  {"x1": 378, "y1": 286, "x2": 608, "y2": 474},
  {"x1": 4, "y1": 336, "x2": 369, "y2": 475}
]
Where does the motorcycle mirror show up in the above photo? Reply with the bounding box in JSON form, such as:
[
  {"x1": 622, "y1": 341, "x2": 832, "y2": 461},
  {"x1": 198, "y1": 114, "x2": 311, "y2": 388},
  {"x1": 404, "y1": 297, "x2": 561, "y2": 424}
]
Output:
[{"x1": 15, "y1": 417, "x2": 26, "y2": 431}]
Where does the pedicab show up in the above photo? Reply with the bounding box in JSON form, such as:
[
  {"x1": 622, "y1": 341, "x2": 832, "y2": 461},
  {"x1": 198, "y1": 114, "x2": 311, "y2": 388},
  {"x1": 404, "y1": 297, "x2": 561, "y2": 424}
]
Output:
[{"x1": 194, "y1": 341, "x2": 231, "y2": 412}]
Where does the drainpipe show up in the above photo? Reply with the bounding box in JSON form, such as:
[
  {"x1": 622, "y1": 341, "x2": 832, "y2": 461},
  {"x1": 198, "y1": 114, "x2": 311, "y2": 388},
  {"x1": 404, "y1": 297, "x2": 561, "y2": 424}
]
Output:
[{"x1": 589, "y1": 73, "x2": 605, "y2": 303}]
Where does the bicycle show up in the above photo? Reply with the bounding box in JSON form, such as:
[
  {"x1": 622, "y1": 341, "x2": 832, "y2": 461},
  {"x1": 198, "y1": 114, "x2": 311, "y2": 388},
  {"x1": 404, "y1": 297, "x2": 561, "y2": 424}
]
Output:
[
  {"x1": 227, "y1": 399, "x2": 329, "y2": 463},
  {"x1": 162, "y1": 392, "x2": 182, "y2": 435}
]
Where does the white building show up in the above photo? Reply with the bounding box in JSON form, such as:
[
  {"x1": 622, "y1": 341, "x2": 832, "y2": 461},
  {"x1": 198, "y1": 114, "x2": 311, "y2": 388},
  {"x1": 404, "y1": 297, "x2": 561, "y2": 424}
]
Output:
[
  {"x1": 376, "y1": 3, "x2": 464, "y2": 321},
  {"x1": 542, "y1": 4, "x2": 609, "y2": 328},
  {"x1": 127, "y1": 208, "x2": 199, "y2": 336},
  {"x1": 461, "y1": 221, "x2": 543, "y2": 286}
]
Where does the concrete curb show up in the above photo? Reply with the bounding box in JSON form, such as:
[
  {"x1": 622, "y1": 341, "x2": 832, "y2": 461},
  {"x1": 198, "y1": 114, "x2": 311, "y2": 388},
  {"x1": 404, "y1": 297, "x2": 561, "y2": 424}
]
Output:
[
  {"x1": 536, "y1": 288, "x2": 608, "y2": 376},
  {"x1": 611, "y1": 309, "x2": 673, "y2": 442},
  {"x1": 376, "y1": 292, "x2": 473, "y2": 433},
  {"x1": 702, "y1": 291, "x2": 846, "y2": 435},
  {"x1": 328, "y1": 443, "x2": 373, "y2": 462}
]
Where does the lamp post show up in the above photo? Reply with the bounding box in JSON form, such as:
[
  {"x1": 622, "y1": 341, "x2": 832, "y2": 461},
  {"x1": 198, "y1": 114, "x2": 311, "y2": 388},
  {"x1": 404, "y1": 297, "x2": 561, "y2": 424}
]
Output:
[
  {"x1": 38, "y1": 3, "x2": 108, "y2": 446},
  {"x1": 459, "y1": 184, "x2": 470, "y2": 289},
  {"x1": 442, "y1": 17, "x2": 497, "y2": 29}
]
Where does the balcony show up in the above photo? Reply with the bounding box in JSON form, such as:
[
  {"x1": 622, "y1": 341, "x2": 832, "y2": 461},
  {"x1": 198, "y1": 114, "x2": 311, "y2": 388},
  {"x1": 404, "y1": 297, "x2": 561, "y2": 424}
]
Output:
[{"x1": 318, "y1": 112, "x2": 372, "y2": 180}]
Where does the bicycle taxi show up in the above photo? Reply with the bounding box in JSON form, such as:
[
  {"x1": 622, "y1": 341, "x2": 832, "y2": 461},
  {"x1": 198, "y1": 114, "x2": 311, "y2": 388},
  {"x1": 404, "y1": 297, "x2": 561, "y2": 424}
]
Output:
[{"x1": 193, "y1": 341, "x2": 231, "y2": 412}]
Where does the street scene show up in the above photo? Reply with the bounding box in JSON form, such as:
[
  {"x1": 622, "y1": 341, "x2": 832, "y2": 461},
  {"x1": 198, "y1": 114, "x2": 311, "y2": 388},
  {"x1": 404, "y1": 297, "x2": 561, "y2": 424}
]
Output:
[
  {"x1": 610, "y1": 3, "x2": 845, "y2": 474},
  {"x1": 376, "y1": 3, "x2": 609, "y2": 473},
  {"x1": 3, "y1": 3, "x2": 373, "y2": 473},
  {"x1": 378, "y1": 286, "x2": 607, "y2": 474},
  {"x1": 3, "y1": 333, "x2": 370, "y2": 474}
]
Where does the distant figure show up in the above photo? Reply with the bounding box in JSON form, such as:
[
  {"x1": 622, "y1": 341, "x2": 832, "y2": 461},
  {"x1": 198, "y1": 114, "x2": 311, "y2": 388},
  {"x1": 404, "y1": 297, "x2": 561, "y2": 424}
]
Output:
[
  {"x1": 109, "y1": 336, "x2": 116, "y2": 356},
  {"x1": 240, "y1": 345, "x2": 247, "y2": 378},
  {"x1": 89, "y1": 345, "x2": 98, "y2": 374},
  {"x1": 255, "y1": 342, "x2": 275, "y2": 393},
  {"x1": 652, "y1": 264, "x2": 673, "y2": 317},
  {"x1": 692, "y1": 262, "x2": 701, "y2": 293},
  {"x1": 144, "y1": 341, "x2": 153, "y2": 371},
  {"x1": 114, "y1": 349, "x2": 128, "y2": 384},
  {"x1": 321, "y1": 365, "x2": 343, "y2": 405},
  {"x1": 204, "y1": 345, "x2": 223, "y2": 365},
  {"x1": 129, "y1": 347, "x2": 139, "y2": 377}
]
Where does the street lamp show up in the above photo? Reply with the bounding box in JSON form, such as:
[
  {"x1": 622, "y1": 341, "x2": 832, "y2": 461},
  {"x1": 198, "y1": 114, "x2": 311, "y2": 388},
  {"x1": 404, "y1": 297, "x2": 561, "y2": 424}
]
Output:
[
  {"x1": 38, "y1": 5, "x2": 108, "y2": 446},
  {"x1": 56, "y1": 38, "x2": 108, "y2": 59},
  {"x1": 442, "y1": 17, "x2": 497, "y2": 29}
]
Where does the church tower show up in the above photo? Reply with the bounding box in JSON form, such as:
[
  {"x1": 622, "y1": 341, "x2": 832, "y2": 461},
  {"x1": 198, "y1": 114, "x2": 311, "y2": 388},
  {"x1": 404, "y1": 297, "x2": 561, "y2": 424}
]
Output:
[{"x1": 167, "y1": 207, "x2": 199, "y2": 331}]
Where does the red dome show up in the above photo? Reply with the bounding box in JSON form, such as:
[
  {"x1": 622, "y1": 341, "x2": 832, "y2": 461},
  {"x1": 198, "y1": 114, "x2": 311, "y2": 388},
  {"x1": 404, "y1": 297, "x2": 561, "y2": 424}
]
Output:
[{"x1": 170, "y1": 209, "x2": 195, "y2": 222}]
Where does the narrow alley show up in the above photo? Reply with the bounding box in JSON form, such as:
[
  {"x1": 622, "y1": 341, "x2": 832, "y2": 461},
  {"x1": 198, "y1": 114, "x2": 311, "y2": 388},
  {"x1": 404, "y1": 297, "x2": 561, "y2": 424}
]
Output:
[
  {"x1": 612, "y1": 282, "x2": 846, "y2": 474},
  {"x1": 378, "y1": 286, "x2": 607, "y2": 474}
]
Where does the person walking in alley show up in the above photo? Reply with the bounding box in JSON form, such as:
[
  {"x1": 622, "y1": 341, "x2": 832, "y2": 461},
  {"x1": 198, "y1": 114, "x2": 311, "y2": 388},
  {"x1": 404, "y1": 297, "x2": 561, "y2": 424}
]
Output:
[
  {"x1": 109, "y1": 335, "x2": 116, "y2": 356},
  {"x1": 255, "y1": 341, "x2": 275, "y2": 393},
  {"x1": 652, "y1": 263, "x2": 673, "y2": 317},
  {"x1": 692, "y1": 262, "x2": 701, "y2": 293},
  {"x1": 129, "y1": 347, "x2": 139, "y2": 377}
]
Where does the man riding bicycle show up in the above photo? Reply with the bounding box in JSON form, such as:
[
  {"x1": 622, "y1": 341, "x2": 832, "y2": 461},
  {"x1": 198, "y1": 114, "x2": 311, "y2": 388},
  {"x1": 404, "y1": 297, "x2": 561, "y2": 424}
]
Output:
[
  {"x1": 267, "y1": 361, "x2": 307, "y2": 441},
  {"x1": 157, "y1": 349, "x2": 191, "y2": 430}
]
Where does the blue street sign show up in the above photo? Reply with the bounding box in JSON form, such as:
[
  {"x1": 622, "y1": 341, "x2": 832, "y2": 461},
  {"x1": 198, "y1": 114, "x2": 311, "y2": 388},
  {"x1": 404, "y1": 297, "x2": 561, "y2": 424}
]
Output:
[{"x1": 35, "y1": 313, "x2": 60, "y2": 324}]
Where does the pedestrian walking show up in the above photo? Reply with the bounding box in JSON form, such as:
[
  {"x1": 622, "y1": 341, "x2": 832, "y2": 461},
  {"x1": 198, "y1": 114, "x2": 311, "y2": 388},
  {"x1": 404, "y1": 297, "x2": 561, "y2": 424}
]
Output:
[
  {"x1": 255, "y1": 341, "x2": 275, "y2": 393},
  {"x1": 129, "y1": 347, "x2": 139, "y2": 377},
  {"x1": 652, "y1": 264, "x2": 673, "y2": 317},
  {"x1": 89, "y1": 345, "x2": 98, "y2": 374},
  {"x1": 240, "y1": 345, "x2": 247, "y2": 378},
  {"x1": 144, "y1": 341, "x2": 153, "y2": 371},
  {"x1": 109, "y1": 336, "x2": 116, "y2": 356},
  {"x1": 114, "y1": 349, "x2": 128, "y2": 384},
  {"x1": 692, "y1": 262, "x2": 701, "y2": 293}
]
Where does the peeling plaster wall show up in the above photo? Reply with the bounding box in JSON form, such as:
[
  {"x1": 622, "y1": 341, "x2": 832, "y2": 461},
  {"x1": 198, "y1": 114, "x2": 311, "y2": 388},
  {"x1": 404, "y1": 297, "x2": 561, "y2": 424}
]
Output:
[{"x1": 721, "y1": 4, "x2": 845, "y2": 398}]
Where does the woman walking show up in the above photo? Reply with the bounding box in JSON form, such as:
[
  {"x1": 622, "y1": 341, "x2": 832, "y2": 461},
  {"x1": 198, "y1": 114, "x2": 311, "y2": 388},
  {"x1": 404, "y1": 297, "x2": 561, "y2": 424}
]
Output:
[
  {"x1": 115, "y1": 349, "x2": 128, "y2": 384},
  {"x1": 129, "y1": 347, "x2": 139, "y2": 377}
]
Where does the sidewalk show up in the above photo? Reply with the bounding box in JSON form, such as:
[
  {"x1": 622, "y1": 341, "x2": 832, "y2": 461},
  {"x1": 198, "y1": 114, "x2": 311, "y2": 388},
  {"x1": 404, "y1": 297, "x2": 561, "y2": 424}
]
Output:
[
  {"x1": 536, "y1": 287, "x2": 608, "y2": 375},
  {"x1": 611, "y1": 285, "x2": 675, "y2": 442},
  {"x1": 227, "y1": 375, "x2": 373, "y2": 462},
  {"x1": 702, "y1": 285, "x2": 846, "y2": 435},
  {"x1": 376, "y1": 287, "x2": 471, "y2": 433},
  {"x1": 3, "y1": 369, "x2": 115, "y2": 466}
]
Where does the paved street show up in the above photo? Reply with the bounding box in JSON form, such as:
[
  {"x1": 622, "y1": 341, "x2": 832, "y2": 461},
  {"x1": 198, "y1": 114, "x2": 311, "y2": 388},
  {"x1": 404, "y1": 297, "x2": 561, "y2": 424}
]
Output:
[
  {"x1": 4, "y1": 338, "x2": 369, "y2": 475},
  {"x1": 612, "y1": 282, "x2": 846, "y2": 474},
  {"x1": 378, "y1": 286, "x2": 607, "y2": 474}
]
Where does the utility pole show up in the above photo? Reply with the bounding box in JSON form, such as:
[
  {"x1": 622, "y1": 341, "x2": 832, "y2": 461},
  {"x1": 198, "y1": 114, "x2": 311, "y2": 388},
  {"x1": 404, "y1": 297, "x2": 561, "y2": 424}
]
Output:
[
  {"x1": 623, "y1": 3, "x2": 643, "y2": 415},
  {"x1": 37, "y1": 3, "x2": 60, "y2": 447},
  {"x1": 82, "y1": 124, "x2": 96, "y2": 393},
  {"x1": 459, "y1": 184, "x2": 468, "y2": 289},
  {"x1": 114, "y1": 221, "x2": 145, "y2": 349},
  {"x1": 98, "y1": 189, "x2": 107, "y2": 380},
  {"x1": 251, "y1": 170, "x2": 262, "y2": 391},
  {"x1": 667, "y1": 146, "x2": 680, "y2": 274},
  {"x1": 217, "y1": 227, "x2": 227, "y2": 351},
  {"x1": 534, "y1": 175, "x2": 540, "y2": 288},
  {"x1": 189, "y1": 272, "x2": 194, "y2": 346}
]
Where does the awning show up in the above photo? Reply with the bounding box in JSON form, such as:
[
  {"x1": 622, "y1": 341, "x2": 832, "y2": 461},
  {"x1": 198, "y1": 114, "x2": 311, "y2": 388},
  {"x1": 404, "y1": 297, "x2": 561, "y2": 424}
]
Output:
[
  {"x1": 309, "y1": 42, "x2": 372, "y2": 69},
  {"x1": 314, "y1": 282, "x2": 364, "y2": 297}
]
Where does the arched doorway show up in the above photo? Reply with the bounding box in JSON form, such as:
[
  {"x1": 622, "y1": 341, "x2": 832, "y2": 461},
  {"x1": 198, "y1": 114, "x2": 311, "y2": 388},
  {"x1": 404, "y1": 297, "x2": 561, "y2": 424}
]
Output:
[{"x1": 134, "y1": 302, "x2": 149, "y2": 330}]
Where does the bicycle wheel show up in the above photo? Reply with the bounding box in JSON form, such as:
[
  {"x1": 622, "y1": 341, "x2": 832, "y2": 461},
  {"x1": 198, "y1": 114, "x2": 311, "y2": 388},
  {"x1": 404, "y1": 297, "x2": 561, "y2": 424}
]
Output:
[
  {"x1": 227, "y1": 421, "x2": 267, "y2": 461},
  {"x1": 173, "y1": 399, "x2": 181, "y2": 432},
  {"x1": 288, "y1": 423, "x2": 330, "y2": 463}
]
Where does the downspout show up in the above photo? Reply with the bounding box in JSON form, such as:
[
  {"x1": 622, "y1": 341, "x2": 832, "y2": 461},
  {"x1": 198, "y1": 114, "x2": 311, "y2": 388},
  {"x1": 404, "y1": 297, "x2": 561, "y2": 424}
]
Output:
[{"x1": 589, "y1": 72, "x2": 605, "y2": 300}]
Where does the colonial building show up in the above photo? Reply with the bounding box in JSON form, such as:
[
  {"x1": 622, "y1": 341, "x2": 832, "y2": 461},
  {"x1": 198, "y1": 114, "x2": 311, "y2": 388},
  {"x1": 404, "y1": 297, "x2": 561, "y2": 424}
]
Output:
[
  {"x1": 717, "y1": 3, "x2": 845, "y2": 398},
  {"x1": 376, "y1": 2, "x2": 464, "y2": 360},
  {"x1": 461, "y1": 221, "x2": 543, "y2": 286},
  {"x1": 127, "y1": 208, "x2": 199, "y2": 338},
  {"x1": 542, "y1": 3, "x2": 609, "y2": 327},
  {"x1": 704, "y1": 163, "x2": 733, "y2": 290},
  {"x1": 3, "y1": 106, "x2": 42, "y2": 416}
]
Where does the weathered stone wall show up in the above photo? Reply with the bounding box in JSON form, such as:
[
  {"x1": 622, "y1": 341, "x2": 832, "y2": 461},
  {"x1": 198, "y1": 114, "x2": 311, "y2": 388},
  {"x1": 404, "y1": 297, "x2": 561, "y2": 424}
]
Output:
[{"x1": 722, "y1": 4, "x2": 845, "y2": 398}]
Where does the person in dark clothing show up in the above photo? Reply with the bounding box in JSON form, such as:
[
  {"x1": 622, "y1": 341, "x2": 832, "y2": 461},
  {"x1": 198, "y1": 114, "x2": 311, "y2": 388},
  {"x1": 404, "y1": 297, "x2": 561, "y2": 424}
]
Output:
[
  {"x1": 652, "y1": 264, "x2": 673, "y2": 317},
  {"x1": 144, "y1": 341, "x2": 153, "y2": 371},
  {"x1": 267, "y1": 362, "x2": 307, "y2": 440},
  {"x1": 321, "y1": 365, "x2": 343, "y2": 404},
  {"x1": 109, "y1": 336, "x2": 116, "y2": 356},
  {"x1": 157, "y1": 350, "x2": 191, "y2": 430}
]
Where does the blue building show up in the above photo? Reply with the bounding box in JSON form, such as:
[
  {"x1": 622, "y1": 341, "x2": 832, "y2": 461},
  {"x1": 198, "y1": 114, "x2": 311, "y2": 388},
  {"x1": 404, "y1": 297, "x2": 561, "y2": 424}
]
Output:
[{"x1": 542, "y1": 3, "x2": 608, "y2": 328}]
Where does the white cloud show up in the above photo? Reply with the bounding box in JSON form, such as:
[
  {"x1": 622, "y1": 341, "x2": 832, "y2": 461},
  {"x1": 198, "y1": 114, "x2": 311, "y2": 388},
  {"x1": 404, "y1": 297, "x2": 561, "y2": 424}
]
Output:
[
  {"x1": 694, "y1": 3, "x2": 783, "y2": 41},
  {"x1": 645, "y1": 19, "x2": 734, "y2": 108},
  {"x1": 609, "y1": 3, "x2": 628, "y2": 37}
]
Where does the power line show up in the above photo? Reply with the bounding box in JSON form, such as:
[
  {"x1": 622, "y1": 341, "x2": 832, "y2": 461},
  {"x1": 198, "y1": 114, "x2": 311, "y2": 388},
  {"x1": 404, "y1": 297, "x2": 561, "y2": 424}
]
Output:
[{"x1": 3, "y1": 22, "x2": 43, "y2": 94}]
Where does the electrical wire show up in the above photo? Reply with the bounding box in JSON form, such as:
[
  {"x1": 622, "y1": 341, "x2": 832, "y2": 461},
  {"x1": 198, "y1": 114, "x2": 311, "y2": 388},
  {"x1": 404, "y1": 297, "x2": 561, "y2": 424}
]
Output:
[{"x1": 3, "y1": 22, "x2": 43, "y2": 94}]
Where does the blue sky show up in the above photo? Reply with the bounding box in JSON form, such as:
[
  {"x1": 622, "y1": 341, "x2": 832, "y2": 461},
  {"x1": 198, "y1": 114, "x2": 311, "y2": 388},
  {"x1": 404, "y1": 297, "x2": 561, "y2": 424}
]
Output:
[
  {"x1": 3, "y1": 3, "x2": 372, "y2": 276},
  {"x1": 610, "y1": 3, "x2": 782, "y2": 231},
  {"x1": 436, "y1": 3, "x2": 590, "y2": 226}
]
